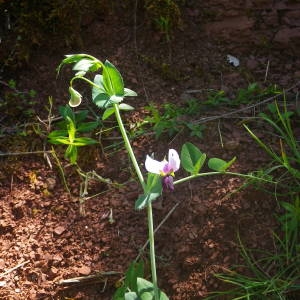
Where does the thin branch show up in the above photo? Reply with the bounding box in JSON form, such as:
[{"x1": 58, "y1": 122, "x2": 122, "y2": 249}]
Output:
[
  {"x1": 57, "y1": 271, "x2": 121, "y2": 286},
  {"x1": 0, "y1": 260, "x2": 30, "y2": 278},
  {"x1": 135, "y1": 201, "x2": 180, "y2": 262},
  {"x1": 0, "y1": 150, "x2": 53, "y2": 156}
]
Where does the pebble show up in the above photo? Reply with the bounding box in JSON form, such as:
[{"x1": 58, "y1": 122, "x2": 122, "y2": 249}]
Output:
[
  {"x1": 77, "y1": 265, "x2": 91, "y2": 275},
  {"x1": 53, "y1": 225, "x2": 66, "y2": 235}
]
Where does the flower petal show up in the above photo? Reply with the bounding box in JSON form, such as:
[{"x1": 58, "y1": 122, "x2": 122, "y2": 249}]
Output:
[
  {"x1": 168, "y1": 149, "x2": 180, "y2": 172},
  {"x1": 145, "y1": 155, "x2": 165, "y2": 174}
]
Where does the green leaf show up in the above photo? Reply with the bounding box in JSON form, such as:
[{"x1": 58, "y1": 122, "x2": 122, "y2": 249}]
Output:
[
  {"x1": 94, "y1": 93, "x2": 111, "y2": 108},
  {"x1": 124, "y1": 88, "x2": 137, "y2": 97},
  {"x1": 137, "y1": 278, "x2": 169, "y2": 300},
  {"x1": 280, "y1": 201, "x2": 296, "y2": 213},
  {"x1": 119, "y1": 103, "x2": 134, "y2": 111},
  {"x1": 110, "y1": 95, "x2": 123, "y2": 104},
  {"x1": 92, "y1": 74, "x2": 106, "y2": 101},
  {"x1": 135, "y1": 194, "x2": 158, "y2": 211},
  {"x1": 74, "y1": 110, "x2": 89, "y2": 123},
  {"x1": 59, "y1": 105, "x2": 74, "y2": 120},
  {"x1": 66, "y1": 116, "x2": 76, "y2": 142},
  {"x1": 65, "y1": 144, "x2": 78, "y2": 164},
  {"x1": 57, "y1": 54, "x2": 89, "y2": 74},
  {"x1": 102, "y1": 107, "x2": 115, "y2": 120},
  {"x1": 74, "y1": 70, "x2": 86, "y2": 77},
  {"x1": 113, "y1": 261, "x2": 144, "y2": 300},
  {"x1": 77, "y1": 121, "x2": 99, "y2": 133},
  {"x1": 48, "y1": 130, "x2": 68, "y2": 139},
  {"x1": 208, "y1": 157, "x2": 236, "y2": 172},
  {"x1": 181, "y1": 142, "x2": 206, "y2": 174},
  {"x1": 125, "y1": 292, "x2": 139, "y2": 300},
  {"x1": 113, "y1": 286, "x2": 127, "y2": 300},
  {"x1": 137, "y1": 278, "x2": 153, "y2": 300},
  {"x1": 73, "y1": 58, "x2": 94, "y2": 72},
  {"x1": 135, "y1": 174, "x2": 162, "y2": 210},
  {"x1": 49, "y1": 137, "x2": 72, "y2": 145},
  {"x1": 125, "y1": 261, "x2": 144, "y2": 293},
  {"x1": 57, "y1": 54, "x2": 102, "y2": 75},
  {"x1": 102, "y1": 60, "x2": 124, "y2": 96},
  {"x1": 72, "y1": 137, "x2": 98, "y2": 146}
]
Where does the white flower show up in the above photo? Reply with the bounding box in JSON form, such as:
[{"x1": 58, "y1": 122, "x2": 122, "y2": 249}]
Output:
[{"x1": 145, "y1": 149, "x2": 180, "y2": 190}]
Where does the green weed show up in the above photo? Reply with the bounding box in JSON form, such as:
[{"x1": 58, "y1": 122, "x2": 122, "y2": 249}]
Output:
[
  {"x1": 208, "y1": 94, "x2": 300, "y2": 299},
  {"x1": 48, "y1": 105, "x2": 100, "y2": 164},
  {"x1": 145, "y1": 0, "x2": 183, "y2": 41},
  {"x1": 143, "y1": 99, "x2": 205, "y2": 138},
  {"x1": 207, "y1": 227, "x2": 300, "y2": 299},
  {"x1": 244, "y1": 97, "x2": 300, "y2": 194},
  {"x1": 1, "y1": 79, "x2": 37, "y2": 122}
]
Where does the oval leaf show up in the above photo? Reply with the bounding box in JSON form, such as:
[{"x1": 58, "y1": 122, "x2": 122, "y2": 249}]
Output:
[
  {"x1": 181, "y1": 142, "x2": 205, "y2": 174},
  {"x1": 124, "y1": 292, "x2": 138, "y2": 300},
  {"x1": 119, "y1": 103, "x2": 134, "y2": 111},
  {"x1": 137, "y1": 278, "x2": 169, "y2": 300},
  {"x1": 92, "y1": 74, "x2": 106, "y2": 101},
  {"x1": 103, "y1": 60, "x2": 124, "y2": 96},
  {"x1": 208, "y1": 157, "x2": 236, "y2": 172},
  {"x1": 124, "y1": 88, "x2": 137, "y2": 97},
  {"x1": 102, "y1": 107, "x2": 115, "y2": 120},
  {"x1": 135, "y1": 174, "x2": 162, "y2": 210}
]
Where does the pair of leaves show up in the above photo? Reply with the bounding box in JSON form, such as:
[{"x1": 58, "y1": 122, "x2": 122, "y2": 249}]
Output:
[
  {"x1": 124, "y1": 278, "x2": 168, "y2": 300},
  {"x1": 91, "y1": 62, "x2": 123, "y2": 108},
  {"x1": 56, "y1": 106, "x2": 100, "y2": 133},
  {"x1": 181, "y1": 142, "x2": 236, "y2": 174},
  {"x1": 114, "y1": 262, "x2": 168, "y2": 300},
  {"x1": 91, "y1": 60, "x2": 137, "y2": 113},
  {"x1": 48, "y1": 105, "x2": 99, "y2": 164},
  {"x1": 135, "y1": 173, "x2": 162, "y2": 210},
  {"x1": 113, "y1": 261, "x2": 144, "y2": 300}
]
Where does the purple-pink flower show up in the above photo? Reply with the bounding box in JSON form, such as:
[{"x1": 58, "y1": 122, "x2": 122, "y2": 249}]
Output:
[{"x1": 145, "y1": 149, "x2": 180, "y2": 191}]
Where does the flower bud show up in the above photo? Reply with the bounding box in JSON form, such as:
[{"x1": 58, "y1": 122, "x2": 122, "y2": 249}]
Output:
[{"x1": 69, "y1": 87, "x2": 82, "y2": 107}]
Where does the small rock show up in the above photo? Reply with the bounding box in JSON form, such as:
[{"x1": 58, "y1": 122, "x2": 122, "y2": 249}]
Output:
[
  {"x1": 0, "y1": 259, "x2": 5, "y2": 270},
  {"x1": 45, "y1": 177, "x2": 56, "y2": 190},
  {"x1": 77, "y1": 265, "x2": 91, "y2": 275},
  {"x1": 50, "y1": 266, "x2": 58, "y2": 275},
  {"x1": 53, "y1": 225, "x2": 66, "y2": 235}
]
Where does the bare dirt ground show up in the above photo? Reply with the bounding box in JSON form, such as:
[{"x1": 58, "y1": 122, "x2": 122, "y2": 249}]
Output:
[{"x1": 0, "y1": 3, "x2": 299, "y2": 299}]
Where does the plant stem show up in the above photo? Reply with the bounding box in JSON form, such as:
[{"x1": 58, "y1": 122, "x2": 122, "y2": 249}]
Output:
[
  {"x1": 147, "y1": 202, "x2": 159, "y2": 300},
  {"x1": 114, "y1": 104, "x2": 159, "y2": 299},
  {"x1": 173, "y1": 171, "x2": 276, "y2": 186},
  {"x1": 113, "y1": 104, "x2": 145, "y2": 189}
]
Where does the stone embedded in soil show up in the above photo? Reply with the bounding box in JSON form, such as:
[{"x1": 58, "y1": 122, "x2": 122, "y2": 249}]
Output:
[
  {"x1": 76, "y1": 265, "x2": 91, "y2": 275},
  {"x1": 53, "y1": 225, "x2": 66, "y2": 235}
]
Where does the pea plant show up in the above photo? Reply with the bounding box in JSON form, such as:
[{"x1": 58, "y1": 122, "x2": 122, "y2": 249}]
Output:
[{"x1": 56, "y1": 54, "x2": 274, "y2": 300}]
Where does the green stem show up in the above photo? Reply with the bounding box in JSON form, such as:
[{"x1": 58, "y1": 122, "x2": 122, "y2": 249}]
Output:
[
  {"x1": 173, "y1": 171, "x2": 276, "y2": 186},
  {"x1": 114, "y1": 104, "x2": 159, "y2": 299},
  {"x1": 70, "y1": 76, "x2": 102, "y2": 90},
  {"x1": 113, "y1": 104, "x2": 145, "y2": 189},
  {"x1": 147, "y1": 202, "x2": 159, "y2": 300}
]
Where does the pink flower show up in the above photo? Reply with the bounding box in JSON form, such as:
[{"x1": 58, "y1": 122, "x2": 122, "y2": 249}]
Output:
[{"x1": 145, "y1": 149, "x2": 180, "y2": 190}]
